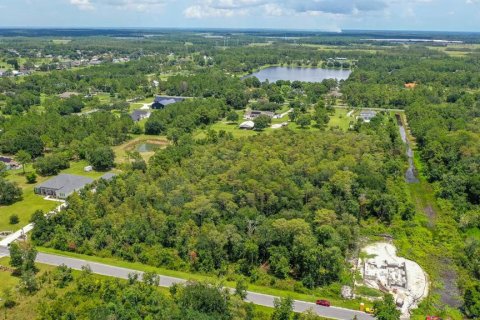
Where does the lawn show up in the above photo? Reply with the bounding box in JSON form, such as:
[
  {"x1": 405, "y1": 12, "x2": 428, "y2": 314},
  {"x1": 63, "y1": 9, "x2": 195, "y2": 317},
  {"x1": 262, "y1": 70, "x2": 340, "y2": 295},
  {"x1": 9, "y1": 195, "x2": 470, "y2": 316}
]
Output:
[
  {"x1": 0, "y1": 257, "x2": 20, "y2": 288},
  {"x1": 195, "y1": 107, "x2": 352, "y2": 140},
  {"x1": 61, "y1": 160, "x2": 109, "y2": 179},
  {"x1": 0, "y1": 186, "x2": 57, "y2": 232},
  {"x1": 0, "y1": 256, "x2": 61, "y2": 320},
  {"x1": 129, "y1": 97, "x2": 154, "y2": 112},
  {"x1": 328, "y1": 108, "x2": 353, "y2": 131},
  {"x1": 0, "y1": 161, "x2": 113, "y2": 232},
  {"x1": 1, "y1": 165, "x2": 57, "y2": 231}
]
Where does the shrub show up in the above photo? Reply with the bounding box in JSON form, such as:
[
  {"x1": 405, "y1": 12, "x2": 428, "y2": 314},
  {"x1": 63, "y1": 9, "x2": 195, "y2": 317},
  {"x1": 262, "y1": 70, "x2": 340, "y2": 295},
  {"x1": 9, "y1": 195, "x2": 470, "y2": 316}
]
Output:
[
  {"x1": 9, "y1": 214, "x2": 19, "y2": 225},
  {"x1": 26, "y1": 172, "x2": 37, "y2": 184}
]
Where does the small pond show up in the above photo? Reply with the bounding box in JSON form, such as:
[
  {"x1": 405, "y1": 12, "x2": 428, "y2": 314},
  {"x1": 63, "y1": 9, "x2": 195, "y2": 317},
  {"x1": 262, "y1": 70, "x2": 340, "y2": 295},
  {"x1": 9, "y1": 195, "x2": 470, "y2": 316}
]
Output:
[
  {"x1": 137, "y1": 143, "x2": 160, "y2": 153},
  {"x1": 244, "y1": 66, "x2": 351, "y2": 83}
]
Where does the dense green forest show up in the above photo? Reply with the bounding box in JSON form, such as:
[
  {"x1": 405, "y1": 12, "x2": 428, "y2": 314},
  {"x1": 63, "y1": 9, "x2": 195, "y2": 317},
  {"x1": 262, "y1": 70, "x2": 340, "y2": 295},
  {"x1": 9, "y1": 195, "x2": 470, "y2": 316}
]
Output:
[
  {"x1": 1, "y1": 31, "x2": 480, "y2": 319},
  {"x1": 31, "y1": 120, "x2": 411, "y2": 291},
  {"x1": 342, "y1": 47, "x2": 480, "y2": 317}
]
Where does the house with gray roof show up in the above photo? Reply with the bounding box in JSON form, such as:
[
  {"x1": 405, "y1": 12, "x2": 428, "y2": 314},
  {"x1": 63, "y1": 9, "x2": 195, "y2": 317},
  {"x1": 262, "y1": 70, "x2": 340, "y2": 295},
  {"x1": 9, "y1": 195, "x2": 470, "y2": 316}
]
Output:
[
  {"x1": 34, "y1": 174, "x2": 94, "y2": 199},
  {"x1": 151, "y1": 96, "x2": 184, "y2": 109}
]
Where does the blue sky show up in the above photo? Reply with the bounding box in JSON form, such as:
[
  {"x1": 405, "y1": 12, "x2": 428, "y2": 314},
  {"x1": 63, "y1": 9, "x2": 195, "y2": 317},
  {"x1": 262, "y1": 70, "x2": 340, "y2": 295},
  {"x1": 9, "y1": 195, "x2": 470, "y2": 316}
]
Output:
[{"x1": 0, "y1": 0, "x2": 479, "y2": 32}]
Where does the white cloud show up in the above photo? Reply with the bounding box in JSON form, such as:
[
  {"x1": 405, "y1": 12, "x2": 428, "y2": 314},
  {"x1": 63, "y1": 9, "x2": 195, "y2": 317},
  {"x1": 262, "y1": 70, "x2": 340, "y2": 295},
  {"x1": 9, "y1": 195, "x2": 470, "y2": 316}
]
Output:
[
  {"x1": 70, "y1": 0, "x2": 167, "y2": 12},
  {"x1": 184, "y1": 0, "x2": 398, "y2": 19},
  {"x1": 103, "y1": 0, "x2": 167, "y2": 11},
  {"x1": 184, "y1": 0, "x2": 263, "y2": 18},
  {"x1": 210, "y1": 0, "x2": 268, "y2": 9},
  {"x1": 262, "y1": 3, "x2": 288, "y2": 16},
  {"x1": 184, "y1": 4, "x2": 247, "y2": 18},
  {"x1": 70, "y1": 0, "x2": 94, "y2": 10}
]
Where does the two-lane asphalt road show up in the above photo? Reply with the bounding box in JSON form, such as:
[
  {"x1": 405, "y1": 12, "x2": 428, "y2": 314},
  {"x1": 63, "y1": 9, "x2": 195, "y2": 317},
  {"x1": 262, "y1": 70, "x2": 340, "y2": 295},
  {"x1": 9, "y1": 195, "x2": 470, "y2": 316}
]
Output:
[{"x1": 0, "y1": 246, "x2": 374, "y2": 320}]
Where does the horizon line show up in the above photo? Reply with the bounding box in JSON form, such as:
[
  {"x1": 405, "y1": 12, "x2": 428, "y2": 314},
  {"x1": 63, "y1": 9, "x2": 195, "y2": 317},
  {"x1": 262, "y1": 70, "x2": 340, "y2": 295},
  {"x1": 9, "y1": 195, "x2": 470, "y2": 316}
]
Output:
[{"x1": 0, "y1": 27, "x2": 479, "y2": 34}]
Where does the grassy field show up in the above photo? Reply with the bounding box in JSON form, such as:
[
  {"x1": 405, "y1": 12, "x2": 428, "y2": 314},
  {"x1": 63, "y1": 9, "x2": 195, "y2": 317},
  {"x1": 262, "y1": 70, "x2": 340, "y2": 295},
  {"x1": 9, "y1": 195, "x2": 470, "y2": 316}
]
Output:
[
  {"x1": 426, "y1": 44, "x2": 480, "y2": 57},
  {"x1": 298, "y1": 44, "x2": 380, "y2": 55},
  {"x1": 1, "y1": 165, "x2": 57, "y2": 231},
  {"x1": 0, "y1": 257, "x2": 60, "y2": 320},
  {"x1": 327, "y1": 108, "x2": 353, "y2": 130},
  {"x1": 51, "y1": 39, "x2": 72, "y2": 44},
  {"x1": 0, "y1": 161, "x2": 113, "y2": 232},
  {"x1": 129, "y1": 97, "x2": 154, "y2": 111},
  {"x1": 195, "y1": 107, "x2": 353, "y2": 140},
  {"x1": 61, "y1": 160, "x2": 110, "y2": 178}
]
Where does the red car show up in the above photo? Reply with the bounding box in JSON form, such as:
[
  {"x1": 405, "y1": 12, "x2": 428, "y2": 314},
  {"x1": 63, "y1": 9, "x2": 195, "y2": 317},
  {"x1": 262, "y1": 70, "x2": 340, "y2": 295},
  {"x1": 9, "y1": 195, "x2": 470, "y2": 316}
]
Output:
[{"x1": 316, "y1": 299, "x2": 331, "y2": 307}]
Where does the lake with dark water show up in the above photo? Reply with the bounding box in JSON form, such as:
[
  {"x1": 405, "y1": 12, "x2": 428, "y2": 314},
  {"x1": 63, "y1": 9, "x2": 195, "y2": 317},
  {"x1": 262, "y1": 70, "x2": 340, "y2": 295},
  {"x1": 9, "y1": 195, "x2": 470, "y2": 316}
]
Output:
[{"x1": 245, "y1": 67, "x2": 351, "y2": 83}]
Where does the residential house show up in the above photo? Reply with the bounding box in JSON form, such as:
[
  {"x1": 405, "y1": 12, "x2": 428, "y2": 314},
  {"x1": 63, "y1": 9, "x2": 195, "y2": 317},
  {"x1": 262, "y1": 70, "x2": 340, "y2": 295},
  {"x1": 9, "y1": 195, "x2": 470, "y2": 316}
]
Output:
[
  {"x1": 358, "y1": 110, "x2": 377, "y2": 123},
  {"x1": 151, "y1": 96, "x2": 184, "y2": 109},
  {"x1": 34, "y1": 174, "x2": 94, "y2": 199},
  {"x1": 244, "y1": 110, "x2": 275, "y2": 120}
]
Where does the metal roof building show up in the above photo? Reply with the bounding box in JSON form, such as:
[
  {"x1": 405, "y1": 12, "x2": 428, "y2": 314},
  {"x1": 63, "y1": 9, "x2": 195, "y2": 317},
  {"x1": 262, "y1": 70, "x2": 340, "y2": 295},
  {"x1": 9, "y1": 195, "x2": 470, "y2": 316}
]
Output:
[
  {"x1": 151, "y1": 96, "x2": 184, "y2": 109},
  {"x1": 34, "y1": 174, "x2": 94, "y2": 199}
]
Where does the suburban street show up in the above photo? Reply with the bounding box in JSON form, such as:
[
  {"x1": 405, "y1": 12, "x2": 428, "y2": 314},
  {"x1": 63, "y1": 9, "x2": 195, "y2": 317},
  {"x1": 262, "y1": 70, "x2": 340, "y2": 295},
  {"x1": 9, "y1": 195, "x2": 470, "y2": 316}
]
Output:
[{"x1": 0, "y1": 246, "x2": 374, "y2": 320}]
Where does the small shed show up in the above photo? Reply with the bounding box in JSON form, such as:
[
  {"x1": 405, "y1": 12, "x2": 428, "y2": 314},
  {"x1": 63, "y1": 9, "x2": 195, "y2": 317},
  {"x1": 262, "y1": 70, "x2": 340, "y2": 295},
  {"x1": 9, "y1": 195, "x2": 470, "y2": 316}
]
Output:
[{"x1": 84, "y1": 165, "x2": 93, "y2": 172}]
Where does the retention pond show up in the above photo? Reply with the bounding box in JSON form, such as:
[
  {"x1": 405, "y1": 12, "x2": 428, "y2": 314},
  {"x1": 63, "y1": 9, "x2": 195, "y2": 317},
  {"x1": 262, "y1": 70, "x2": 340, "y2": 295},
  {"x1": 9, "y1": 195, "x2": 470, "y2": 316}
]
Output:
[{"x1": 244, "y1": 66, "x2": 351, "y2": 83}]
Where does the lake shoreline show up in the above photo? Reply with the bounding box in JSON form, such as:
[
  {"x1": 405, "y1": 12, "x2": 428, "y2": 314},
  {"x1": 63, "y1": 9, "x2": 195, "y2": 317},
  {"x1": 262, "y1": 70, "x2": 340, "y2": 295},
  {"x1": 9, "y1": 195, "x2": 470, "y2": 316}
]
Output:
[{"x1": 241, "y1": 66, "x2": 352, "y2": 83}]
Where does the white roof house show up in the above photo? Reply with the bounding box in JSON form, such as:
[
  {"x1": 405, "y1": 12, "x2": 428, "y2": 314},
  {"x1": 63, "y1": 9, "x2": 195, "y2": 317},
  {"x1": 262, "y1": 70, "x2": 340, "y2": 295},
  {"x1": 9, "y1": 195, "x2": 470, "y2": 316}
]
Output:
[{"x1": 358, "y1": 110, "x2": 377, "y2": 123}]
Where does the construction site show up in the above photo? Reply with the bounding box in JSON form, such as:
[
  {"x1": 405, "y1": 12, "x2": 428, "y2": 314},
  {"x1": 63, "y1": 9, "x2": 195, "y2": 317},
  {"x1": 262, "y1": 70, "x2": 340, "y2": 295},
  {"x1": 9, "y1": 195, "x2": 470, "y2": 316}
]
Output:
[{"x1": 358, "y1": 242, "x2": 429, "y2": 319}]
